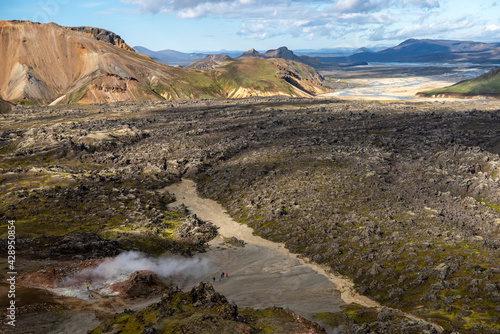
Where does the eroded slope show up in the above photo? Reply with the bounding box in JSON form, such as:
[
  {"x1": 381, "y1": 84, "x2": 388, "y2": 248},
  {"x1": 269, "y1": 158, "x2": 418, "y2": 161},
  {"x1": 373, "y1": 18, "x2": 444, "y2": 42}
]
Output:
[{"x1": 0, "y1": 21, "x2": 329, "y2": 105}]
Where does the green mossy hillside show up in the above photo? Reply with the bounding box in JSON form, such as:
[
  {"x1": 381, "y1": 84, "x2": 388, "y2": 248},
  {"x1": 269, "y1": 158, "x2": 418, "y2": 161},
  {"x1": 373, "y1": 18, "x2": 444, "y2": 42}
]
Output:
[{"x1": 420, "y1": 67, "x2": 500, "y2": 97}]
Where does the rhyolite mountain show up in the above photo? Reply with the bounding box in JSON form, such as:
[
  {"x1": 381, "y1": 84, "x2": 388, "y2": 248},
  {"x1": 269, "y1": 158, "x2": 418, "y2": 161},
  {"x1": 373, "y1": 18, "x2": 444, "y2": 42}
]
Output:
[
  {"x1": 0, "y1": 20, "x2": 329, "y2": 105},
  {"x1": 66, "y1": 26, "x2": 135, "y2": 52},
  {"x1": 320, "y1": 39, "x2": 500, "y2": 64}
]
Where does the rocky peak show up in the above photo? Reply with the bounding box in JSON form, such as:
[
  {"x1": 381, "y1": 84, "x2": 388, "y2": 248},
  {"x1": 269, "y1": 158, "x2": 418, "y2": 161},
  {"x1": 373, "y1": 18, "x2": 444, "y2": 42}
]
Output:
[
  {"x1": 206, "y1": 54, "x2": 233, "y2": 61},
  {"x1": 354, "y1": 47, "x2": 373, "y2": 54},
  {"x1": 264, "y1": 46, "x2": 295, "y2": 59},
  {"x1": 241, "y1": 48, "x2": 262, "y2": 57},
  {"x1": 66, "y1": 26, "x2": 135, "y2": 52}
]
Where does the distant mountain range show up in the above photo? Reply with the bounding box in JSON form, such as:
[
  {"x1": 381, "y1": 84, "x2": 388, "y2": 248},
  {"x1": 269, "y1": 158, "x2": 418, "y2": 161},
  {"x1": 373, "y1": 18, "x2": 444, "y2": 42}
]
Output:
[
  {"x1": 237, "y1": 47, "x2": 321, "y2": 67},
  {"x1": 185, "y1": 46, "x2": 321, "y2": 70},
  {"x1": 320, "y1": 39, "x2": 500, "y2": 64},
  {"x1": 132, "y1": 46, "x2": 382, "y2": 66},
  {"x1": 133, "y1": 46, "x2": 208, "y2": 66},
  {"x1": 136, "y1": 39, "x2": 500, "y2": 69},
  {"x1": 0, "y1": 20, "x2": 329, "y2": 105},
  {"x1": 134, "y1": 46, "x2": 320, "y2": 68}
]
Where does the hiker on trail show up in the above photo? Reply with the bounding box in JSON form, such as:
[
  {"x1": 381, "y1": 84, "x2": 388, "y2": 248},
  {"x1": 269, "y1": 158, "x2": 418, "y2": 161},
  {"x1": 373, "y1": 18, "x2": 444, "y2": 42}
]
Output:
[
  {"x1": 221, "y1": 272, "x2": 225, "y2": 279},
  {"x1": 213, "y1": 277, "x2": 215, "y2": 282},
  {"x1": 226, "y1": 273, "x2": 228, "y2": 278},
  {"x1": 86, "y1": 283, "x2": 90, "y2": 291}
]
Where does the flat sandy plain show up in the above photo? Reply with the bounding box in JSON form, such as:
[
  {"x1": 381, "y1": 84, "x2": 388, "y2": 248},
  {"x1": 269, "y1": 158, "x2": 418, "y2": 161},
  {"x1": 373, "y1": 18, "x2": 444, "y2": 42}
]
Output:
[{"x1": 319, "y1": 64, "x2": 500, "y2": 101}]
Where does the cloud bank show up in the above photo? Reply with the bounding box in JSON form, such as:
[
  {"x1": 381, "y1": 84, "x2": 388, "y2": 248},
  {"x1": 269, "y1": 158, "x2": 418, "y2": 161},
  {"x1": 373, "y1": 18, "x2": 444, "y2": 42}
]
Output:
[{"x1": 117, "y1": 0, "x2": 498, "y2": 45}]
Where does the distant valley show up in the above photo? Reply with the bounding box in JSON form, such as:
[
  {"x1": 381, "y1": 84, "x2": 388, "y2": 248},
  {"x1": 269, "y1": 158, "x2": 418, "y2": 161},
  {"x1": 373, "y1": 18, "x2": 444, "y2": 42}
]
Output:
[
  {"x1": 133, "y1": 38, "x2": 500, "y2": 100},
  {"x1": 133, "y1": 46, "x2": 208, "y2": 66}
]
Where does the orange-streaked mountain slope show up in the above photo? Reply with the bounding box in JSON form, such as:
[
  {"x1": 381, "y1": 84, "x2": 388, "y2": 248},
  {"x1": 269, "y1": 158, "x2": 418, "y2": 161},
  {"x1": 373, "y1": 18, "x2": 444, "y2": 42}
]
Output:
[{"x1": 0, "y1": 20, "x2": 330, "y2": 104}]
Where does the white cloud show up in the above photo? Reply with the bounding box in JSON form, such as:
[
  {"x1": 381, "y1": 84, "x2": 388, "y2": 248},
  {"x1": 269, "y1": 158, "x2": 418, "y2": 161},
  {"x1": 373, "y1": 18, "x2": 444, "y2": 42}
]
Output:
[
  {"x1": 239, "y1": 20, "x2": 276, "y2": 39},
  {"x1": 338, "y1": 12, "x2": 396, "y2": 24},
  {"x1": 120, "y1": 0, "x2": 280, "y2": 14},
  {"x1": 371, "y1": 17, "x2": 474, "y2": 40},
  {"x1": 176, "y1": 2, "x2": 229, "y2": 18},
  {"x1": 120, "y1": 0, "x2": 166, "y2": 13},
  {"x1": 333, "y1": 0, "x2": 393, "y2": 13},
  {"x1": 467, "y1": 24, "x2": 500, "y2": 42},
  {"x1": 117, "y1": 0, "x2": 499, "y2": 44},
  {"x1": 403, "y1": 0, "x2": 440, "y2": 9},
  {"x1": 486, "y1": 24, "x2": 500, "y2": 31}
]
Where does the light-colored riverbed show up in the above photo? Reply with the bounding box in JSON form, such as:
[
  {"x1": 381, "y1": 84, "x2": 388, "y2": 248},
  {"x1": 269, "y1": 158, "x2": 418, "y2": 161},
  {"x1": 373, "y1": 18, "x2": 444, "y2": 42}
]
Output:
[
  {"x1": 320, "y1": 76, "x2": 456, "y2": 101},
  {"x1": 165, "y1": 179, "x2": 379, "y2": 318},
  {"x1": 319, "y1": 67, "x2": 495, "y2": 101}
]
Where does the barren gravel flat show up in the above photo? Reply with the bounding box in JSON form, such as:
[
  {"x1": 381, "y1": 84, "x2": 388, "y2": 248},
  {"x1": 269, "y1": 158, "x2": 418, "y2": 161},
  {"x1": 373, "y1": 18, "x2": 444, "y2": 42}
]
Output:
[
  {"x1": 320, "y1": 72, "x2": 500, "y2": 102},
  {"x1": 320, "y1": 76, "x2": 460, "y2": 101}
]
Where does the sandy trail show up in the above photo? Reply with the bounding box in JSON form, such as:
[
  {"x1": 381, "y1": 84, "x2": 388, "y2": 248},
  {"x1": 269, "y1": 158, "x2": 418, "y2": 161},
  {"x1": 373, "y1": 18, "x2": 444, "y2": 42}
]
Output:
[{"x1": 165, "y1": 179, "x2": 378, "y2": 317}]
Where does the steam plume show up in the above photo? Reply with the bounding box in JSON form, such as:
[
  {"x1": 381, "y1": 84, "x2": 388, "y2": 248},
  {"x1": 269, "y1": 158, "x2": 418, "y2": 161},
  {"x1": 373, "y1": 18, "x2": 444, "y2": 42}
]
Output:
[
  {"x1": 86, "y1": 251, "x2": 210, "y2": 282},
  {"x1": 59, "y1": 251, "x2": 211, "y2": 297}
]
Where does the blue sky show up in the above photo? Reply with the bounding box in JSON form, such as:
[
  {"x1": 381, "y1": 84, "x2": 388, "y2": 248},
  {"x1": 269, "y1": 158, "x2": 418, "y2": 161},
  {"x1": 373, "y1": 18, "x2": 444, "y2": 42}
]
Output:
[{"x1": 1, "y1": 0, "x2": 499, "y2": 52}]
